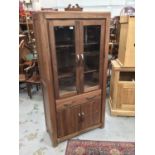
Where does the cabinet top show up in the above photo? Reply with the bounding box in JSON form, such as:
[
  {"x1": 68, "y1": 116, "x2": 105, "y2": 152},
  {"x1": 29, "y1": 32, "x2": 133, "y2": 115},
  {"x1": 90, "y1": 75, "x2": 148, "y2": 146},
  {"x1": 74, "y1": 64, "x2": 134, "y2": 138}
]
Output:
[{"x1": 32, "y1": 11, "x2": 111, "y2": 20}]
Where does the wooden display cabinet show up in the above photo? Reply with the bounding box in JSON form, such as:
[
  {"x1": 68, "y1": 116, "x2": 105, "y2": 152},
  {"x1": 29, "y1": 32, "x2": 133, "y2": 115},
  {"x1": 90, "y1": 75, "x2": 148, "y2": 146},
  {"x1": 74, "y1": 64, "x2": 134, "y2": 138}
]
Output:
[
  {"x1": 117, "y1": 16, "x2": 135, "y2": 67},
  {"x1": 109, "y1": 60, "x2": 135, "y2": 116},
  {"x1": 32, "y1": 11, "x2": 110, "y2": 146}
]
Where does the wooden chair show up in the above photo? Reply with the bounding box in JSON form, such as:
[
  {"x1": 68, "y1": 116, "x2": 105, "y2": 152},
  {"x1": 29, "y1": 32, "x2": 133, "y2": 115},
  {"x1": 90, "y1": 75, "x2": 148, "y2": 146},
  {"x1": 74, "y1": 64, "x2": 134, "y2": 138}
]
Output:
[
  {"x1": 19, "y1": 62, "x2": 33, "y2": 84},
  {"x1": 25, "y1": 61, "x2": 40, "y2": 99},
  {"x1": 19, "y1": 38, "x2": 33, "y2": 89},
  {"x1": 19, "y1": 38, "x2": 40, "y2": 99}
]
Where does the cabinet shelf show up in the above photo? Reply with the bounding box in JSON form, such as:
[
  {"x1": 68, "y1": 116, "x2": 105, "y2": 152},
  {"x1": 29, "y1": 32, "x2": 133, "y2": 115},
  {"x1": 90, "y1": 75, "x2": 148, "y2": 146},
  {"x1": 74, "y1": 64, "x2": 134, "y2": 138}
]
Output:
[
  {"x1": 58, "y1": 69, "x2": 98, "y2": 79},
  {"x1": 84, "y1": 51, "x2": 99, "y2": 56},
  {"x1": 56, "y1": 42, "x2": 99, "y2": 49},
  {"x1": 84, "y1": 69, "x2": 97, "y2": 74},
  {"x1": 20, "y1": 22, "x2": 33, "y2": 25},
  {"x1": 56, "y1": 44, "x2": 74, "y2": 48},
  {"x1": 84, "y1": 42, "x2": 99, "y2": 46},
  {"x1": 58, "y1": 72, "x2": 74, "y2": 79}
]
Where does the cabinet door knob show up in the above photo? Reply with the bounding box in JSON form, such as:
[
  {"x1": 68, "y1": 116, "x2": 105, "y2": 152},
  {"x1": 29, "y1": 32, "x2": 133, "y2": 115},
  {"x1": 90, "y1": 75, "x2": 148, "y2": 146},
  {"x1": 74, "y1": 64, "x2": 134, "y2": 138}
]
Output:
[
  {"x1": 81, "y1": 112, "x2": 85, "y2": 121},
  {"x1": 81, "y1": 54, "x2": 84, "y2": 60},
  {"x1": 78, "y1": 113, "x2": 81, "y2": 117},
  {"x1": 76, "y1": 54, "x2": 80, "y2": 65},
  {"x1": 80, "y1": 54, "x2": 84, "y2": 65},
  {"x1": 81, "y1": 112, "x2": 85, "y2": 116}
]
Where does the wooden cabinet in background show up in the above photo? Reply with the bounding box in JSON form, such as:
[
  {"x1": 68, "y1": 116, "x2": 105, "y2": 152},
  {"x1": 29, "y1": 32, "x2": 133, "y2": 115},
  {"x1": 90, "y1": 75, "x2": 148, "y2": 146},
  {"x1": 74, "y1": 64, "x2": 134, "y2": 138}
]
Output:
[
  {"x1": 117, "y1": 16, "x2": 135, "y2": 67},
  {"x1": 109, "y1": 60, "x2": 135, "y2": 116},
  {"x1": 32, "y1": 11, "x2": 110, "y2": 146}
]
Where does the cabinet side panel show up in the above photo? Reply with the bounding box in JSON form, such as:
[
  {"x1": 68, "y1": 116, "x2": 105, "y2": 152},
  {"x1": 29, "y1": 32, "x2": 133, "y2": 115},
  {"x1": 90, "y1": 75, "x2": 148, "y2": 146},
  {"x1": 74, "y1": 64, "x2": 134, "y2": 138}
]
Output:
[
  {"x1": 32, "y1": 13, "x2": 58, "y2": 146},
  {"x1": 117, "y1": 82, "x2": 135, "y2": 109},
  {"x1": 33, "y1": 15, "x2": 52, "y2": 133},
  {"x1": 109, "y1": 67, "x2": 115, "y2": 107},
  {"x1": 101, "y1": 16, "x2": 110, "y2": 126},
  {"x1": 118, "y1": 23, "x2": 128, "y2": 65},
  {"x1": 124, "y1": 17, "x2": 135, "y2": 67}
]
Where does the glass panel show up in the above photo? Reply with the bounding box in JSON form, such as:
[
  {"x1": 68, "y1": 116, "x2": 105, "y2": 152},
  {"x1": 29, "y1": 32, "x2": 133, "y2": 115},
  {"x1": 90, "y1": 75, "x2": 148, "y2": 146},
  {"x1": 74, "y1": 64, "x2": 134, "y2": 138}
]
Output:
[
  {"x1": 54, "y1": 26, "x2": 76, "y2": 97},
  {"x1": 83, "y1": 25, "x2": 101, "y2": 91}
]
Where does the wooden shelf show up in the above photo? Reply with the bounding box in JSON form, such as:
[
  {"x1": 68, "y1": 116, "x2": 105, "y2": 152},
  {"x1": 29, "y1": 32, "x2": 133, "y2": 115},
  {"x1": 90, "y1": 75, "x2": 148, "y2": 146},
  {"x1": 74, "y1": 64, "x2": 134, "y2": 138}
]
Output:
[
  {"x1": 56, "y1": 42, "x2": 98, "y2": 48},
  {"x1": 84, "y1": 42, "x2": 99, "y2": 46},
  {"x1": 56, "y1": 44, "x2": 74, "y2": 48},
  {"x1": 58, "y1": 69, "x2": 97, "y2": 79},
  {"x1": 20, "y1": 22, "x2": 33, "y2": 25},
  {"x1": 84, "y1": 52, "x2": 99, "y2": 56},
  {"x1": 58, "y1": 72, "x2": 74, "y2": 79},
  {"x1": 84, "y1": 69, "x2": 97, "y2": 74}
]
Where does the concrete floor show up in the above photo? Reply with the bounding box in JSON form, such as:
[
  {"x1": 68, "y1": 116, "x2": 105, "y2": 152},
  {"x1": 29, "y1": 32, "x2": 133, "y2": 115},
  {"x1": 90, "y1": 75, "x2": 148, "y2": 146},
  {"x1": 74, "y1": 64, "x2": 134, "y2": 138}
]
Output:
[{"x1": 19, "y1": 87, "x2": 135, "y2": 155}]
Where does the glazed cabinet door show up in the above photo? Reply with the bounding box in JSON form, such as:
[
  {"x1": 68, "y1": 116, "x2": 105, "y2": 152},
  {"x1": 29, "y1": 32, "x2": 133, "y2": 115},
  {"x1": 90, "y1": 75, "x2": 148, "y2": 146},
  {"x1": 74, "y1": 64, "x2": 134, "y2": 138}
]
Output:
[
  {"x1": 57, "y1": 105, "x2": 81, "y2": 138},
  {"x1": 79, "y1": 20, "x2": 105, "y2": 93},
  {"x1": 48, "y1": 20, "x2": 80, "y2": 99}
]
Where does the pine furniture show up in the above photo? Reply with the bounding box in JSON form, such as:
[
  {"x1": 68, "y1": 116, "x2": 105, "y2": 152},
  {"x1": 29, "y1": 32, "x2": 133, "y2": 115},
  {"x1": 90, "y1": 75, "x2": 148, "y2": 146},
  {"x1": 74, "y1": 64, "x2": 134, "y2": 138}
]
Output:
[
  {"x1": 109, "y1": 60, "x2": 135, "y2": 116},
  {"x1": 117, "y1": 16, "x2": 135, "y2": 67}
]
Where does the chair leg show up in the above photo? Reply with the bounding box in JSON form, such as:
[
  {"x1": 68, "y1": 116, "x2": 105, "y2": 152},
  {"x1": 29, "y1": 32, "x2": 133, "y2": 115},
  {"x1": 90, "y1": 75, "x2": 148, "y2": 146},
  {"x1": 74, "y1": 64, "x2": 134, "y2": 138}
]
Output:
[
  {"x1": 27, "y1": 83, "x2": 32, "y2": 99},
  {"x1": 36, "y1": 84, "x2": 39, "y2": 91}
]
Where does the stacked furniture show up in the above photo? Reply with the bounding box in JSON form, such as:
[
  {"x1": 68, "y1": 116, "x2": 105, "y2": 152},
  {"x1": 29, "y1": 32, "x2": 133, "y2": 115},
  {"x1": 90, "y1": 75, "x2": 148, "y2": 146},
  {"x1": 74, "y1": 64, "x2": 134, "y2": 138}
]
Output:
[
  {"x1": 32, "y1": 11, "x2": 110, "y2": 146},
  {"x1": 109, "y1": 16, "x2": 135, "y2": 116}
]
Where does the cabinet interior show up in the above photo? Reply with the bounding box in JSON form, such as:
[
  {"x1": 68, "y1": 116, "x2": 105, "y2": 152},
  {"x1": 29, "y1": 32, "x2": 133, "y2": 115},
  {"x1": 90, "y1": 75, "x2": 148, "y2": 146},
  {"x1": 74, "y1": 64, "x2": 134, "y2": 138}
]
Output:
[
  {"x1": 119, "y1": 71, "x2": 135, "y2": 81},
  {"x1": 54, "y1": 24, "x2": 101, "y2": 97}
]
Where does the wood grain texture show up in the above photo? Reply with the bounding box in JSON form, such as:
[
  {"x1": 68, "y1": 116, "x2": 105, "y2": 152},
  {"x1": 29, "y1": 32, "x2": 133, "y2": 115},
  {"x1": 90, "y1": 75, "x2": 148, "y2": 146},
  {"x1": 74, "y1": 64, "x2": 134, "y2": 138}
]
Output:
[
  {"x1": 80, "y1": 98, "x2": 101, "y2": 130},
  {"x1": 118, "y1": 16, "x2": 135, "y2": 67},
  {"x1": 43, "y1": 11, "x2": 110, "y2": 19},
  {"x1": 109, "y1": 98, "x2": 135, "y2": 116},
  {"x1": 125, "y1": 17, "x2": 135, "y2": 67},
  {"x1": 117, "y1": 82, "x2": 135, "y2": 108},
  {"x1": 109, "y1": 60, "x2": 135, "y2": 116},
  {"x1": 57, "y1": 123, "x2": 102, "y2": 143},
  {"x1": 33, "y1": 14, "x2": 58, "y2": 146},
  {"x1": 57, "y1": 105, "x2": 81, "y2": 138},
  {"x1": 100, "y1": 16, "x2": 110, "y2": 127},
  {"x1": 32, "y1": 11, "x2": 110, "y2": 146},
  {"x1": 56, "y1": 89, "x2": 101, "y2": 110}
]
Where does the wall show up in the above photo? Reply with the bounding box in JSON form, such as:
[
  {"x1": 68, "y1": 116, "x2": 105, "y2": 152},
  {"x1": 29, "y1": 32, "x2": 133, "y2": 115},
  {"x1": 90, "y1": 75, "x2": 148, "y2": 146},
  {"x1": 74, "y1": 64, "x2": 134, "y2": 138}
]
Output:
[{"x1": 40, "y1": 0, "x2": 135, "y2": 17}]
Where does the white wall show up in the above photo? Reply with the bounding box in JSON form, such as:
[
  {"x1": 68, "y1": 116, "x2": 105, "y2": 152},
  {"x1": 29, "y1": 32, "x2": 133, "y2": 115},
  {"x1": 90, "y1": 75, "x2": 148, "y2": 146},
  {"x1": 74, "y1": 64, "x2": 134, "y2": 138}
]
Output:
[{"x1": 39, "y1": 0, "x2": 135, "y2": 17}]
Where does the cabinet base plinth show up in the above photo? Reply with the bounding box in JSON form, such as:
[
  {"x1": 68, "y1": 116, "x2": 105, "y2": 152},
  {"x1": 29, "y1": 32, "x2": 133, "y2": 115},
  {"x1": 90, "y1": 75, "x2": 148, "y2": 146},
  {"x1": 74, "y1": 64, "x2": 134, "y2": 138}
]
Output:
[
  {"x1": 108, "y1": 97, "x2": 135, "y2": 116},
  {"x1": 57, "y1": 123, "x2": 102, "y2": 143}
]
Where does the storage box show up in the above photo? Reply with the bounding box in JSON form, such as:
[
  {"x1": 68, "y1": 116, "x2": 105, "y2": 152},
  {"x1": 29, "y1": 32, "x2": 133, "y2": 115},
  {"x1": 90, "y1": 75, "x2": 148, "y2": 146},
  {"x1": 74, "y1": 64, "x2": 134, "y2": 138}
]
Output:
[{"x1": 109, "y1": 60, "x2": 135, "y2": 116}]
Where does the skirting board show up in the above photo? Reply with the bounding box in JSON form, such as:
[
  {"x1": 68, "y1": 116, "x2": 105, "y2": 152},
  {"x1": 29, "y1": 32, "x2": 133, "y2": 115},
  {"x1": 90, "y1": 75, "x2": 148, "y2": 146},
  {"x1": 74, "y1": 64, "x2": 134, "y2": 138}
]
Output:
[{"x1": 108, "y1": 97, "x2": 135, "y2": 117}]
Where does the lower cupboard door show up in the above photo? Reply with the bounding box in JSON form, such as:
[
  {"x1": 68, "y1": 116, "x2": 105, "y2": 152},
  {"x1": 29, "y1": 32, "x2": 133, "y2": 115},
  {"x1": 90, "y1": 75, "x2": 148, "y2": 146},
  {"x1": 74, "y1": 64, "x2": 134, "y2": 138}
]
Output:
[
  {"x1": 57, "y1": 105, "x2": 81, "y2": 138},
  {"x1": 80, "y1": 98, "x2": 101, "y2": 130}
]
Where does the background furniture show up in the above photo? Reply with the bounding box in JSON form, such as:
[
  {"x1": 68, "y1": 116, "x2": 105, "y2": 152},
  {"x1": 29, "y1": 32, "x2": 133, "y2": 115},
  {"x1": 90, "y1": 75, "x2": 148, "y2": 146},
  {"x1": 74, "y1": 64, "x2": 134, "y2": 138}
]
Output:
[
  {"x1": 32, "y1": 11, "x2": 110, "y2": 146},
  {"x1": 117, "y1": 16, "x2": 135, "y2": 67},
  {"x1": 64, "y1": 4, "x2": 83, "y2": 11},
  {"x1": 19, "y1": 36, "x2": 40, "y2": 98},
  {"x1": 109, "y1": 60, "x2": 135, "y2": 116},
  {"x1": 109, "y1": 15, "x2": 135, "y2": 116},
  {"x1": 26, "y1": 61, "x2": 40, "y2": 99},
  {"x1": 107, "y1": 16, "x2": 120, "y2": 87},
  {"x1": 19, "y1": 38, "x2": 33, "y2": 86},
  {"x1": 120, "y1": 6, "x2": 135, "y2": 16}
]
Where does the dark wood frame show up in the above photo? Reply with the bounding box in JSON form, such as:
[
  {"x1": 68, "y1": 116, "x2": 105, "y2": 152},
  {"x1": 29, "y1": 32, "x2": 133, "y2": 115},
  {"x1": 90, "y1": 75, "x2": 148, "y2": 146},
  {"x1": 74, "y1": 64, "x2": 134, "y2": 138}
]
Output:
[{"x1": 32, "y1": 11, "x2": 110, "y2": 146}]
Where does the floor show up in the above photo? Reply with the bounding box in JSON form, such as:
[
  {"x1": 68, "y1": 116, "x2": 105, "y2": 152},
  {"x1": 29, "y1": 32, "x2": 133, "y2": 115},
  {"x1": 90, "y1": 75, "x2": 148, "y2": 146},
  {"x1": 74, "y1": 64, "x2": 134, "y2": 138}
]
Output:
[{"x1": 19, "y1": 86, "x2": 135, "y2": 155}]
